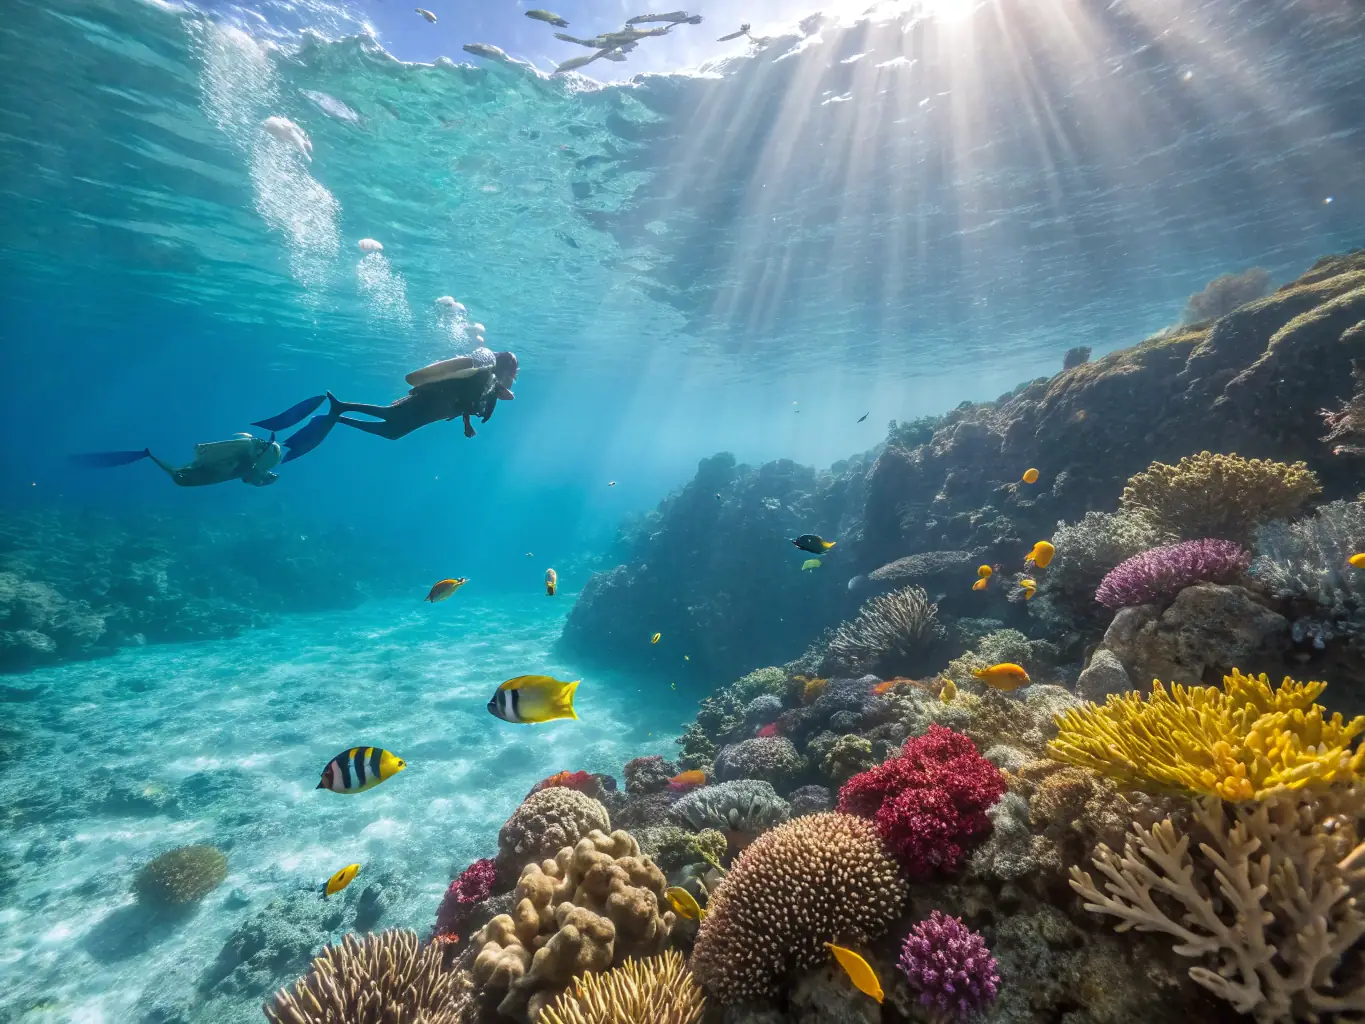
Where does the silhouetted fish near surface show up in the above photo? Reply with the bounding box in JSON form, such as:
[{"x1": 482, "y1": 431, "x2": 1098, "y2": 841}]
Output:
[{"x1": 857, "y1": 412, "x2": 869, "y2": 422}]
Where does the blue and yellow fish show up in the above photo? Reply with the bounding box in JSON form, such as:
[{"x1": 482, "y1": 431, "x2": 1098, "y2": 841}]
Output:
[
  {"x1": 317, "y1": 747, "x2": 406, "y2": 793},
  {"x1": 488, "y1": 675, "x2": 580, "y2": 724}
]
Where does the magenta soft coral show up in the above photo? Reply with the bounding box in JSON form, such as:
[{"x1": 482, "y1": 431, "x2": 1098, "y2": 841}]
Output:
[
  {"x1": 837, "y1": 724, "x2": 1004, "y2": 876},
  {"x1": 433, "y1": 857, "x2": 496, "y2": 938}
]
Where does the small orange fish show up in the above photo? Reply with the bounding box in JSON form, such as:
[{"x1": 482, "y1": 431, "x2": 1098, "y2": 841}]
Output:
[
  {"x1": 756, "y1": 722, "x2": 780, "y2": 737},
  {"x1": 668, "y1": 770, "x2": 706, "y2": 793},
  {"x1": 869, "y1": 680, "x2": 897, "y2": 696},
  {"x1": 973, "y1": 663, "x2": 1031, "y2": 691},
  {"x1": 972, "y1": 578, "x2": 989, "y2": 592},
  {"x1": 1025, "y1": 541, "x2": 1055, "y2": 569},
  {"x1": 977, "y1": 565, "x2": 993, "y2": 579},
  {"x1": 425, "y1": 578, "x2": 468, "y2": 602},
  {"x1": 1021, "y1": 468, "x2": 1039, "y2": 484}
]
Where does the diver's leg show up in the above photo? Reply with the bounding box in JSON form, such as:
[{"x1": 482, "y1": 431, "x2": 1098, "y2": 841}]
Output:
[
  {"x1": 145, "y1": 452, "x2": 179, "y2": 479},
  {"x1": 329, "y1": 398, "x2": 393, "y2": 419},
  {"x1": 462, "y1": 413, "x2": 476, "y2": 438},
  {"x1": 336, "y1": 415, "x2": 411, "y2": 440}
]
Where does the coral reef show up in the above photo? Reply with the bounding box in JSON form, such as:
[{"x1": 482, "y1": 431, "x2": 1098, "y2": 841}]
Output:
[
  {"x1": 538, "y1": 951, "x2": 705, "y2": 1024},
  {"x1": 819, "y1": 585, "x2": 942, "y2": 677},
  {"x1": 838, "y1": 725, "x2": 1006, "y2": 876},
  {"x1": 689, "y1": 813, "x2": 906, "y2": 1002},
  {"x1": 264, "y1": 929, "x2": 470, "y2": 1024},
  {"x1": 787, "y1": 784, "x2": 832, "y2": 817},
  {"x1": 471, "y1": 829, "x2": 675, "y2": 1021},
  {"x1": 1181, "y1": 266, "x2": 1272, "y2": 324},
  {"x1": 495, "y1": 787, "x2": 611, "y2": 887},
  {"x1": 629, "y1": 825, "x2": 726, "y2": 873},
  {"x1": 669, "y1": 779, "x2": 790, "y2": 836},
  {"x1": 1095, "y1": 538, "x2": 1251, "y2": 610},
  {"x1": 1118, "y1": 451, "x2": 1321, "y2": 545},
  {"x1": 1252, "y1": 499, "x2": 1365, "y2": 626},
  {"x1": 1072, "y1": 786, "x2": 1365, "y2": 1022},
  {"x1": 623, "y1": 755, "x2": 678, "y2": 795},
  {"x1": 1049, "y1": 669, "x2": 1365, "y2": 800},
  {"x1": 434, "y1": 858, "x2": 496, "y2": 940},
  {"x1": 897, "y1": 911, "x2": 1000, "y2": 1019},
  {"x1": 1062, "y1": 344, "x2": 1092, "y2": 369},
  {"x1": 132, "y1": 844, "x2": 227, "y2": 909},
  {"x1": 820, "y1": 734, "x2": 876, "y2": 784},
  {"x1": 714, "y1": 736, "x2": 804, "y2": 790},
  {"x1": 1034, "y1": 511, "x2": 1165, "y2": 626}
]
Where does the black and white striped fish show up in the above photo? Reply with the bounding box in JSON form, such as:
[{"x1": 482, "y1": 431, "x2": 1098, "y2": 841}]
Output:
[{"x1": 316, "y1": 746, "x2": 406, "y2": 794}]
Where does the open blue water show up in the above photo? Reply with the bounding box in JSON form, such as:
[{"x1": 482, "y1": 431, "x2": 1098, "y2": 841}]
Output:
[{"x1": 1, "y1": 0, "x2": 1364, "y2": 1019}]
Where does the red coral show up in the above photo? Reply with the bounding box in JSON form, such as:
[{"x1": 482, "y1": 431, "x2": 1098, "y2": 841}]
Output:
[
  {"x1": 837, "y1": 724, "x2": 1004, "y2": 876},
  {"x1": 433, "y1": 857, "x2": 496, "y2": 938},
  {"x1": 525, "y1": 769, "x2": 601, "y2": 800}
]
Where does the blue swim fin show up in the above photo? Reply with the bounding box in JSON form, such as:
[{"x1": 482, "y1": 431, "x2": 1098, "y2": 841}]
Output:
[
  {"x1": 70, "y1": 449, "x2": 152, "y2": 468},
  {"x1": 281, "y1": 413, "x2": 337, "y2": 463},
  {"x1": 253, "y1": 395, "x2": 326, "y2": 432}
]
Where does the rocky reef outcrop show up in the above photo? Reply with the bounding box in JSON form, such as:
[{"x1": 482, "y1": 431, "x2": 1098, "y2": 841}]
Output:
[
  {"x1": 560, "y1": 253, "x2": 1365, "y2": 682},
  {"x1": 0, "y1": 508, "x2": 402, "y2": 673}
]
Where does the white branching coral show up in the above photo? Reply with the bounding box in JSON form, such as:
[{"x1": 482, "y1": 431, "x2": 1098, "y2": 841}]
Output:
[{"x1": 1070, "y1": 787, "x2": 1365, "y2": 1023}]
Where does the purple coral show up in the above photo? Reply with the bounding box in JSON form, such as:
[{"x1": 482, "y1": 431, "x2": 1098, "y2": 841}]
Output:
[
  {"x1": 898, "y1": 911, "x2": 1000, "y2": 1019},
  {"x1": 1095, "y1": 538, "x2": 1250, "y2": 610}
]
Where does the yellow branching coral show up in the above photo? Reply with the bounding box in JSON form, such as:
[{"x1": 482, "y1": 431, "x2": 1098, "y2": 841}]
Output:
[
  {"x1": 538, "y1": 951, "x2": 705, "y2": 1024},
  {"x1": 1119, "y1": 450, "x2": 1320, "y2": 543},
  {"x1": 1048, "y1": 669, "x2": 1365, "y2": 801}
]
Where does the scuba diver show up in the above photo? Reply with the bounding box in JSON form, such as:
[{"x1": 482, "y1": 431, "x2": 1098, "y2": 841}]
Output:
[
  {"x1": 71, "y1": 433, "x2": 283, "y2": 487},
  {"x1": 253, "y1": 348, "x2": 518, "y2": 462}
]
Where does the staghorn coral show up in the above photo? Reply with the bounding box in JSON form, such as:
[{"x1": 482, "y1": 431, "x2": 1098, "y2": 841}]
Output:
[
  {"x1": 689, "y1": 813, "x2": 906, "y2": 1002},
  {"x1": 1049, "y1": 669, "x2": 1365, "y2": 801},
  {"x1": 472, "y1": 830, "x2": 675, "y2": 1022},
  {"x1": 434, "y1": 857, "x2": 496, "y2": 939},
  {"x1": 713, "y1": 736, "x2": 804, "y2": 789},
  {"x1": 1118, "y1": 451, "x2": 1321, "y2": 545},
  {"x1": 264, "y1": 929, "x2": 470, "y2": 1024},
  {"x1": 1095, "y1": 538, "x2": 1251, "y2": 610},
  {"x1": 1071, "y1": 785, "x2": 1365, "y2": 1023},
  {"x1": 1181, "y1": 266, "x2": 1272, "y2": 324},
  {"x1": 668, "y1": 779, "x2": 790, "y2": 835},
  {"x1": 838, "y1": 725, "x2": 1006, "y2": 876},
  {"x1": 133, "y1": 844, "x2": 227, "y2": 908},
  {"x1": 820, "y1": 585, "x2": 942, "y2": 677},
  {"x1": 897, "y1": 911, "x2": 1000, "y2": 1020},
  {"x1": 821, "y1": 734, "x2": 877, "y2": 784},
  {"x1": 538, "y1": 950, "x2": 705, "y2": 1024},
  {"x1": 1252, "y1": 500, "x2": 1365, "y2": 614},
  {"x1": 496, "y1": 787, "x2": 611, "y2": 886}
]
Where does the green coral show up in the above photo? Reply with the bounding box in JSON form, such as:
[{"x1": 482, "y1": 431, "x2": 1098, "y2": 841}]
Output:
[
  {"x1": 676, "y1": 724, "x2": 717, "y2": 773},
  {"x1": 820, "y1": 735, "x2": 876, "y2": 784},
  {"x1": 631, "y1": 826, "x2": 728, "y2": 873},
  {"x1": 730, "y1": 666, "x2": 789, "y2": 702},
  {"x1": 133, "y1": 844, "x2": 227, "y2": 907}
]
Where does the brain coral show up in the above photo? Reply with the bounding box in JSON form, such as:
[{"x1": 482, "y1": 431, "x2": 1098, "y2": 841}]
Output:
[
  {"x1": 669, "y1": 779, "x2": 790, "y2": 834},
  {"x1": 495, "y1": 787, "x2": 610, "y2": 886},
  {"x1": 689, "y1": 812, "x2": 907, "y2": 1002},
  {"x1": 713, "y1": 736, "x2": 804, "y2": 788},
  {"x1": 472, "y1": 829, "x2": 675, "y2": 1022},
  {"x1": 133, "y1": 844, "x2": 228, "y2": 908}
]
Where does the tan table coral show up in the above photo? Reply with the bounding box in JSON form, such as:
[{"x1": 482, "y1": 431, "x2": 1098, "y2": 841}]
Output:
[{"x1": 471, "y1": 829, "x2": 676, "y2": 1022}]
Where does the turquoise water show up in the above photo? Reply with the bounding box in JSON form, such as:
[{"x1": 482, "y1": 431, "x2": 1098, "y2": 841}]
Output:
[
  {"x1": 0, "y1": 595, "x2": 694, "y2": 1021},
  {"x1": 1, "y1": 0, "x2": 1364, "y2": 1019}
]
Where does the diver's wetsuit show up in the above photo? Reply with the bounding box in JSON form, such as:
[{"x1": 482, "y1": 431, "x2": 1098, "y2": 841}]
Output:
[{"x1": 333, "y1": 373, "x2": 497, "y2": 440}]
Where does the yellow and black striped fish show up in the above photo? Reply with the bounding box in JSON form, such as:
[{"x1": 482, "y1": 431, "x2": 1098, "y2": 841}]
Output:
[{"x1": 316, "y1": 747, "x2": 406, "y2": 794}]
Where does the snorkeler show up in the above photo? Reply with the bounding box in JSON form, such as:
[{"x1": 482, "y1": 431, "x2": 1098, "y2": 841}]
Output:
[
  {"x1": 71, "y1": 433, "x2": 283, "y2": 487},
  {"x1": 254, "y1": 348, "x2": 518, "y2": 462}
]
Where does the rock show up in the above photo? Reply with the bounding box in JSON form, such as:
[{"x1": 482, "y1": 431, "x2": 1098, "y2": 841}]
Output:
[{"x1": 1075, "y1": 648, "x2": 1134, "y2": 702}]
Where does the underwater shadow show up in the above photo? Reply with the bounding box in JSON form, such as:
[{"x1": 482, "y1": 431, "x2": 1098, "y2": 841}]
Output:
[{"x1": 82, "y1": 901, "x2": 196, "y2": 963}]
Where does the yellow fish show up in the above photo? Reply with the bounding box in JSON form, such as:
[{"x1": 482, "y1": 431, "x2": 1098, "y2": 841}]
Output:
[
  {"x1": 425, "y1": 578, "x2": 468, "y2": 602},
  {"x1": 971, "y1": 578, "x2": 988, "y2": 592},
  {"x1": 317, "y1": 747, "x2": 406, "y2": 793},
  {"x1": 973, "y1": 662, "x2": 1031, "y2": 691},
  {"x1": 1350, "y1": 554, "x2": 1365, "y2": 569},
  {"x1": 1025, "y1": 540, "x2": 1055, "y2": 569},
  {"x1": 322, "y1": 863, "x2": 360, "y2": 898},
  {"x1": 651, "y1": 632, "x2": 661, "y2": 644},
  {"x1": 488, "y1": 675, "x2": 580, "y2": 724},
  {"x1": 664, "y1": 886, "x2": 706, "y2": 921},
  {"x1": 824, "y1": 943, "x2": 883, "y2": 1003},
  {"x1": 977, "y1": 565, "x2": 993, "y2": 579},
  {"x1": 1019, "y1": 577, "x2": 1037, "y2": 600},
  {"x1": 545, "y1": 568, "x2": 558, "y2": 596},
  {"x1": 940, "y1": 679, "x2": 958, "y2": 703},
  {"x1": 1021, "y1": 468, "x2": 1039, "y2": 484},
  {"x1": 801, "y1": 558, "x2": 822, "y2": 571}
]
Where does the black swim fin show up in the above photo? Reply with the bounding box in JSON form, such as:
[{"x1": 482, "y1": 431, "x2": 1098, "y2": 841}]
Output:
[
  {"x1": 70, "y1": 448, "x2": 151, "y2": 468},
  {"x1": 281, "y1": 412, "x2": 337, "y2": 463},
  {"x1": 253, "y1": 395, "x2": 326, "y2": 432}
]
